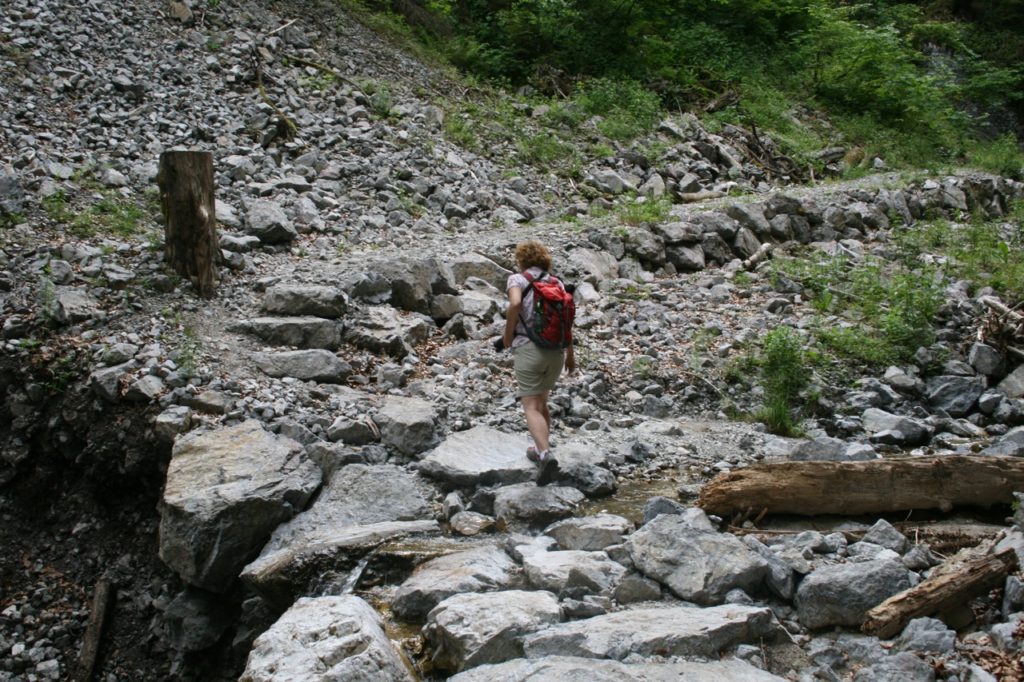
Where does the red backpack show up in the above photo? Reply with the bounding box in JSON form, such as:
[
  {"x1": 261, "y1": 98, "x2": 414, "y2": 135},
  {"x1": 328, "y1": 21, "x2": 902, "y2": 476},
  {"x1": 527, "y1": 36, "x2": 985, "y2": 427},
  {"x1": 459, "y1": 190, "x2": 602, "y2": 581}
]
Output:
[{"x1": 522, "y1": 271, "x2": 575, "y2": 349}]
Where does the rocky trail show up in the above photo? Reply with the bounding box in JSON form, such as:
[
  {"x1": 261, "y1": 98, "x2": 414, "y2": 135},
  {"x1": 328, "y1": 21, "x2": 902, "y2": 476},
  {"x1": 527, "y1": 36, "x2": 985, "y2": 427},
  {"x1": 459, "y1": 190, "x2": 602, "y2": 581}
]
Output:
[{"x1": 1, "y1": 1, "x2": 1024, "y2": 681}]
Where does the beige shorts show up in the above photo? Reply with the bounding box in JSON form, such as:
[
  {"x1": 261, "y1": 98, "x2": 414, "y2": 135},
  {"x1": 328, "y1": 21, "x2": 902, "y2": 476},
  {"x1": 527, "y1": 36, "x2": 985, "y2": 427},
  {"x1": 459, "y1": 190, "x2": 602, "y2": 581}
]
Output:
[{"x1": 513, "y1": 341, "x2": 565, "y2": 397}]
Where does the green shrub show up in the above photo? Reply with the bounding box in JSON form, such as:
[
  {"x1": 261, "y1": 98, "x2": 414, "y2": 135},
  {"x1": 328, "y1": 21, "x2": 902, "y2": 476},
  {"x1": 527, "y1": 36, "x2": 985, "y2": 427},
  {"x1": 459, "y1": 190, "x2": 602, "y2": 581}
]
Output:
[
  {"x1": 755, "y1": 326, "x2": 809, "y2": 436},
  {"x1": 965, "y1": 134, "x2": 1024, "y2": 179},
  {"x1": 575, "y1": 78, "x2": 661, "y2": 141}
]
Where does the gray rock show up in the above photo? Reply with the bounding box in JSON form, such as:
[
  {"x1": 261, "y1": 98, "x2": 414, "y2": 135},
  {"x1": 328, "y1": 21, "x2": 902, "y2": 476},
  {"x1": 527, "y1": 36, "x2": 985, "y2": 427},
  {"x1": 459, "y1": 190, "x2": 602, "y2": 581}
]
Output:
[
  {"x1": 612, "y1": 573, "x2": 663, "y2": 604},
  {"x1": 0, "y1": 166, "x2": 25, "y2": 215},
  {"x1": 862, "y1": 408, "x2": 930, "y2": 445},
  {"x1": 626, "y1": 514, "x2": 768, "y2": 604},
  {"x1": 424, "y1": 590, "x2": 561, "y2": 672},
  {"x1": 247, "y1": 199, "x2": 297, "y2": 244},
  {"x1": 790, "y1": 436, "x2": 878, "y2": 461},
  {"x1": 861, "y1": 519, "x2": 909, "y2": 554},
  {"x1": 557, "y1": 461, "x2": 617, "y2": 497},
  {"x1": 162, "y1": 587, "x2": 233, "y2": 652},
  {"x1": 665, "y1": 243, "x2": 706, "y2": 272},
  {"x1": 375, "y1": 257, "x2": 457, "y2": 314},
  {"x1": 852, "y1": 651, "x2": 935, "y2": 682},
  {"x1": 326, "y1": 417, "x2": 379, "y2": 446},
  {"x1": 239, "y1": 596, "x2": 413, "y2": 682},
  {"x1": 253, "y1": 349, "x2": 352, "y2": 383},
  {"x1": 523, "y1": 604, "x2": 777, "y2": 660},
  {"x1": 726, "y1": 203, "x2": 771, "y2": 237},
  {"x1": 544, "y1": 514, "x2": 633, "y2": 551},
  {"x1": 263, "y1": 285, "x2": 348, "y2": 318},
  {"x1": 241, "y1": 463, "x2": 434, "y2": 600},
  {"x1": 522, "y1": 550, "x2": 628, "y2": 593},
  {"x1": 926, "y1": 375, "x2": 986, "y2": 417},
  {"x1": 158, "y1": 421, "x2": 321, "y2": 592},
  {"x1": 89, "y1": 362, "x2": 133, "y2": 402},
  {"x1": 588, "y1": 170, "x2": 627, "y2": 194},
  {"x1": 449, "y1": 253, "x2": 513, "y2": 290},
  {"x1": 376, "y1": 395, "x2": 438, "y2": 457},
  {"x1": 894, "y1": 617, "x2": 956, "y2": 653},
  {"x1": 493, "y1": 483, "x2": 585, "y2": 526},
  {"x1": 54, "y1": 288, "x2": 101, "y2": 324},
  {"x1": 154, "y1": 405, "x2": 193, "y2": 443},
  {"x1": 449, "y1": 656, "x2": 786, "y2": 681},
  {"x1": 742, "y1": 535, "x2": 795, "y2": 600},
  {"x1": 392, "y1": 545, "x2": 519, "y2": 621},
  {"x1": 969, "y1": 343, "x2": 1007, "y2": 377},
  {"x1": 654, "y1": 221, "x2": 703, "y2": 245},
  {"x1": 450, "y1": 511, "x2": 497, "y2": 536},
  {"x1": 641, "y1": 496, "x2": 689, "y2": 525},
  {"x1": 344, "y1": 305, "x2": 432, "y2": 357},
  {"x1": 982, "y1": 426, "x2": 1024, "y2": 456},
  {"x1": 418, "y1": 426, "x2": 536, "y2": 487},
  {"x1": 795, "y1": 559, "x2": 912, "y2": 629},
  {"x1": 235, "y1": 316, "x2": 344, "y2": 350},
  {"x1": 998, "y1": 364, "x2": 1024, "y2": 399}
]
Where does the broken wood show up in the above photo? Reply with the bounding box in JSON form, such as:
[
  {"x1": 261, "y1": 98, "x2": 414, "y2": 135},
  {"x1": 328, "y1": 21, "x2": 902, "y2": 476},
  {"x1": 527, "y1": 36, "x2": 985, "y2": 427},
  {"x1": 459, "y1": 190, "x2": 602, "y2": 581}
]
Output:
[
  {"x1": 743, "y1": 243, "x2": 772, "y2": 270},
  {"x1": 75, "y1": 579, "x2": 114, "y2": 682},
  {"x1": 862, "y1": 547, "x2": 1017, "y2": 639},
  {"x1": 697, "y1": 455, "x2": 1024, "y2": 517},
  {"x1": 157, "y1": 150, "x2": 219, "y2": 298}
]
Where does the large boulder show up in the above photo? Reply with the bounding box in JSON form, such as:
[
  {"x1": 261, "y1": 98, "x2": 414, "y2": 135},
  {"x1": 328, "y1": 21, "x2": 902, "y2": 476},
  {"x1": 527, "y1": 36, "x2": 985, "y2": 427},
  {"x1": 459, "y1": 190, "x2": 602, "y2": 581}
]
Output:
[
  {"x1": 375, "y1": 257, "x2": 457, "y2": 314},
  {"x1": 544, "y1": 514, "x2": 633, "y2": 551},
  {"x1": 626, "y1": 514, "x2": 769, "y2": 604},
  {"x1": 522, "y1": 550, "x2": 628, "y2": 594},
  {"x1": 417, "y1": 426, "x2": 536, "y2": 487},
  {"x1": 926, "y1": 375, "x2": 986, "y2": 417},
  {"x1": 450, "y1": 657, "x2": 786, "y2": 681},
  {"x1": 253, "y1": 349, "x2": 352, "y2": 383},
  {"x1": 263, "y1": 285, "x2": 348, "y2": 318},
  {"x1": 449, "y1": 252, "x2": 513, "y2": 290},
  {"x1": 522, "y1": 604, "x2": 777, "y2": 660},
  {"x1": 375, "y1": 395, "x2": 439, "y2": 456},
  {"x1": 392, "y1": 545, "x2": 519, "y2": 621},
  {"x1": 240, "y1": 464, "x2": 436, "y2": 603},
  {"x1": 239, "y1": 596, "x2": 413, "y2": 682},
  {"x1": 424, "y1": 590, "x2": 562, "y2": 673},
  {"x1": 158, "y1": 421, "x2": 321, "y2": 592},
  {"x1": 861, "y1": 408, "x2": 931, "y2": 446},
  {"x1": 795, "y1": 559, "x2": 912, "y2": 629},
  {"x1": 492, "y1": 483, "x2": 585, "y2": 526}
]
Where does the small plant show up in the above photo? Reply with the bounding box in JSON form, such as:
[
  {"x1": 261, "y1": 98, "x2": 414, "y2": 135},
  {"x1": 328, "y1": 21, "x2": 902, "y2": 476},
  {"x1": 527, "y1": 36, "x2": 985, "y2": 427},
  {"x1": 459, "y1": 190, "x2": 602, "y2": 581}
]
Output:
[
  {"x1": 38, "y1": 277, "x2": 59, "y2": 323},
  {"x1": 632, "y1": 355, "x2": 655, "y2": 379},
  {"x1": 754, "y1": 326, "x2": 810, "y2": 436},
  {"x1": 177, "y1": 325, "x2": 200, "y2": 377},
  {"x1": 0, "y1": 211, "x2": 24, "y2": 229},
  {"x1": 618, "y1": 197, "x2": 672, "y2": 226}
]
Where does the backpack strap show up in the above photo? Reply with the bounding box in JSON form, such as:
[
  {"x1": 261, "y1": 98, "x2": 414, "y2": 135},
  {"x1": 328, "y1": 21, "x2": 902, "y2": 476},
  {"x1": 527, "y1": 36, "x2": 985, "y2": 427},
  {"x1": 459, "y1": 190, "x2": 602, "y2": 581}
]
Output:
[{"x1": 518, "y1": 270, "x2": 548, "y2": 330}]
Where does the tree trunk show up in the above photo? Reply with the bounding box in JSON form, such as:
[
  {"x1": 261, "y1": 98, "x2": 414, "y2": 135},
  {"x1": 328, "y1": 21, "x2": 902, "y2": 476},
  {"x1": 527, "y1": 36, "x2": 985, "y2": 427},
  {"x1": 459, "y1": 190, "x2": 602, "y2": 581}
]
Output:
[
  {"x1": 697, "y1": 455, "x2": 1024, "y2": 517},
  {"x1": 157, "y1": 151, "x2": 218, "y2": 298},
  {"x1": 862, "y1": 547, "x2": 1018, "y2": 638}
]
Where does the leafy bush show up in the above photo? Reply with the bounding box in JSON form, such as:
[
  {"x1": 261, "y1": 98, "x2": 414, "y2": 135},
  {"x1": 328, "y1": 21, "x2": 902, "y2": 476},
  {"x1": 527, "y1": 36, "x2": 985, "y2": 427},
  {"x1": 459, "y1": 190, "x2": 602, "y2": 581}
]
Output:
[
  {"x1": 755, "y1": 326, "x2": 810, "y2": 436},
  {"x1": 575, "y1": 78, "x2": 662, "y2": 141}
]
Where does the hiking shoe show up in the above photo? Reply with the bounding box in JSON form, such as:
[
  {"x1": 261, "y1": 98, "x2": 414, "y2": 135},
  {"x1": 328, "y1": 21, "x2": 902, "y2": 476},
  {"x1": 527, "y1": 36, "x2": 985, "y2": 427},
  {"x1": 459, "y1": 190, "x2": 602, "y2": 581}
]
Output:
[
  {"x1": 536, "y1": 456, "x2": 560, "y2": 486},
  {"x1": 526, "y1": 446, "x2": 541, "y2": 463}
]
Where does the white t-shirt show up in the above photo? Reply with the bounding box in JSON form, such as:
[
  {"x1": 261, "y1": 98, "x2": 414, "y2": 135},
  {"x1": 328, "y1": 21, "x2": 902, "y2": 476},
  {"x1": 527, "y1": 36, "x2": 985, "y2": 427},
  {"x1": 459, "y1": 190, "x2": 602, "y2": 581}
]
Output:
[{"x1": 506, "y1": 266, "x2": 554, "y2": 349}]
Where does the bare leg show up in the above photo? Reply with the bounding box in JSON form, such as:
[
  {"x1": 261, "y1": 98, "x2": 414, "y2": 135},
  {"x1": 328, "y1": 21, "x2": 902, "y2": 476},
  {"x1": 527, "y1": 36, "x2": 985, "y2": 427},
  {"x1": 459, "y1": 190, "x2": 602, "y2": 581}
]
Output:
[{"x1": 521, "y1": 392, "x2": 552, "y2": 452}]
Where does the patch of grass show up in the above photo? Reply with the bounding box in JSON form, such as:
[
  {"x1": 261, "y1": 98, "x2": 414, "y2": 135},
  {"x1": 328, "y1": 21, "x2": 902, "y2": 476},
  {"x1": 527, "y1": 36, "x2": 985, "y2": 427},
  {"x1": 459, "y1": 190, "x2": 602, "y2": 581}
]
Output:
[
  {"x1": 964, "y1": 133, "x2": 1024, "y2": 180},
  {"x1": 42, "y1": 190, "x2": 149, "y2": 238},
  {"x1": 515, "y1": 131, "x2": 575, "y2": 168},
  {"x1": 754, "y1": 326, "x2": 810, "y2": 436},
  {"x1": 618, "y1": 196, "x2": 672, "y2": 227}
]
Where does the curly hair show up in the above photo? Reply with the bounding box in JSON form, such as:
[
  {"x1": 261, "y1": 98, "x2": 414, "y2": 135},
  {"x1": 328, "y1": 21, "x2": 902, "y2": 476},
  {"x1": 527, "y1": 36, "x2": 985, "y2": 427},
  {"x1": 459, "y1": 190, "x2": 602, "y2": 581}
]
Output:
[{"x1": 515, "y1": 240, "x2": 552, "y2": 271}]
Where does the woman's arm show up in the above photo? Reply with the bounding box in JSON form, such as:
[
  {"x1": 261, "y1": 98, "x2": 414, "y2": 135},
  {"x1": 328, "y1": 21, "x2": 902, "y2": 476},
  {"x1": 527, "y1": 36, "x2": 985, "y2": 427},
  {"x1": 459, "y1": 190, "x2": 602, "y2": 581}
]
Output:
[{"x1": 502, "y1": 286, "x2": 523, "y2": 348}]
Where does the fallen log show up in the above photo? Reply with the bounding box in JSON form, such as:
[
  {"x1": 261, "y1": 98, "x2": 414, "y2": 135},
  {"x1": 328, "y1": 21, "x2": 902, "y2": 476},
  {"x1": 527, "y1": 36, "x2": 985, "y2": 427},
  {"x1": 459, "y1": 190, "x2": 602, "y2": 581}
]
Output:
[
  {"x1": 862, "y1": 546, "x2": 1017, "y2": 639},
  {"x1": 697, "y1": 455, "x2": 1024, "y2": 517},
  {"x1": 75, "y1": 578, "x2": 114, "y2": 682}
]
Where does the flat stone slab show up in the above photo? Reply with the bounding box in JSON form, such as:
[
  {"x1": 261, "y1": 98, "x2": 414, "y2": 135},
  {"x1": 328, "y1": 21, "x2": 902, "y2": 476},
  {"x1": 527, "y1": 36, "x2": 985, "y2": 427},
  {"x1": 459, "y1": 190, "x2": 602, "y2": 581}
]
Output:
[
  {"x1": 158, "y1": 420, "x2": 320, "y2": 593},
  {"x1": 392, "y1": 545, "x2": 519, "y2": 622},
  {"x1": 424, "y1": 590, "x2": 562, "y2": 673},
  {"x1": 253, "y1": 349, "x2": 352, "y2": 383},
  {"x1": 239, "y1": 596, "x2": 413, "y2": 682},
  {"x1": 544, "y1": 514, "x2": 634, "y2": 551},
  {"x1": 240, "y1": 464, "x2": 436, "y2": 603},
  {"x1": 493, "y1": 483, "x2": 586, "y2": 526},
  {"x1": 450, "y1": 656, "x2": 786, "y2": 681},
  {"x1": 234, "y1": 316, "x2": 343, "y2": 349},
  {"x1": 418, "y1": 426, "x2": 536, "y2": 487},
  {"x1": 522, "y1": 604, "x2": 777, "y2": 660}
]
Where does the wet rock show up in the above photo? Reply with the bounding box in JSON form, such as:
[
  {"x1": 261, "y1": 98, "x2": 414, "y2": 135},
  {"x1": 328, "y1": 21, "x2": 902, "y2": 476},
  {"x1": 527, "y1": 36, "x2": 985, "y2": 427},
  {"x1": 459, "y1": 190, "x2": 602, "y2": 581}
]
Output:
[
  {"x1": 253, "y1": 349, "x2": 352, "y2": 383},
  {"x1": 241, "y1": 464, "x2": 434, "y2": 603},
  {"x1": 795, "y1": 559, "x2": 912, "y2": 629},
  {"x1": 392, "y1": 545, "x2": 519, "y2": 621},
  {"x1": 423, "y1": 590, "x2": 561, "y2": 673},
  {"x1": 626, "y1": 514, "x2": 768, "y2": 605},
  {"x1": 522, "y1": 604, "x2": 777, "y2": 660},
  {"x1": 239, "y1": 596, "x2": 413, "y2": 681},
  {"x1": 158, "y1": 420, "x2": 321, "y2": 592},
  {"x1": 492, "y1": 483, "x2": 585, "y2": 526},
  {"x1": 262, "y1": 285, "x2": 348, "y2": 318},
  {"x1": 417, "y1": 426, "x2": 535, "y2": 487},
  {"x1": 448, "y1": 656, "x2": 786, "y2": 681},
  {"x1": 375, "y1": 395, "x2": 439, "y2": 457},
  {"x1": 544, "y1": 514, "x2": 633, "y2": 551},
  {"x1": 522, "y1": 550, "x2": 628, "y2": 594}
]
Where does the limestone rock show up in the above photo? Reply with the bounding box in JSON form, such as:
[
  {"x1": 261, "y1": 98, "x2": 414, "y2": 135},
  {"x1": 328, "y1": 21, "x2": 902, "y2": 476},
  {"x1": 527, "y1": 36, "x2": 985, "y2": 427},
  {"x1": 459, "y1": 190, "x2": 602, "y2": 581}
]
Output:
[
  {"x1": 376, "y1": 395, "x2": 439, "y2": 457},
  {"x1": 544, "y1": 514, "x2": 633, "y2": 551},
  {"x1": 263, "y1": 285, "x2": 348, "y2": 318},
  {"x1": 253, "y1": 349, "x2": 352, "y2": 383},
  {"x1": 449, "y1": 656, "x2": 787, "y2": 681},
  {"x1": 418, "y1": 426, "x2": 535, "y2": 487},
  {"x1": 492, "y1": 483, "x2": 585, "y2": 526},
  {"x1": 239, "y1": 596, "x2": 413, "y2": 682},
  {"x1": 392, "y1": 545, "x2": 519, "y2": 621},
  {"x1": 158, "y1": 421, "x2": 321, "y2": 592},
  {"x1": 796, "y1": 559, "x2": 912, "y2": 629}
]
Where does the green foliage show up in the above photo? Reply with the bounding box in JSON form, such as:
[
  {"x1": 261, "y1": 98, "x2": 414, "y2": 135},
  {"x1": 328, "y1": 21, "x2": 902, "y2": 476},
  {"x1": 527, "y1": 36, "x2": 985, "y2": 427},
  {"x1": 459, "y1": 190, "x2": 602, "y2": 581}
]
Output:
[
  {"x1": 576, "y1": 78, "x2": 662, "y2": 141},
  {"x1": 965, "y1": 134, "x2": 1024, "y2": 179},
  {"x1": 618, "y1": 196, "x2": 672, "y2": 227},
  {"x1": 42, "y1": 190, "x2": 149, "y2": 238},
  {"x1": 754, "y1": 326, "x2": 810, "y2": 436},
  {"x1": 515, "y1": 131, "x2": 575, "y2": 168}
]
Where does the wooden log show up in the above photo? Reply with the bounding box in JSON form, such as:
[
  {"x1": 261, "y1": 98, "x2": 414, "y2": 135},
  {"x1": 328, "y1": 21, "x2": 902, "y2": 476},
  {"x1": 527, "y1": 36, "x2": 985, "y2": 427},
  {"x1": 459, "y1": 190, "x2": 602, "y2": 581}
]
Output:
[
  {"x1": 862, "y1": 547, "x2": 1017, "y2": 639},
  {"x1": 75, "y1": 579, "x2": 114, "y2": 682},
  {"x1": 157, "y1": 150, "x2": 218, "y2": 298},
  {"x1": 697, "y1": 455, "x2": 1024, "y2": 517}
]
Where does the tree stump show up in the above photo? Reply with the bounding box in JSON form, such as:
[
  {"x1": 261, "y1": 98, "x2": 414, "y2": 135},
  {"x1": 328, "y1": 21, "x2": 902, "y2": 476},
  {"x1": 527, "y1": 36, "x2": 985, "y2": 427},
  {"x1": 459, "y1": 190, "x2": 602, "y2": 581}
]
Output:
[{"x1": 157, "y1": 151, "x2": 218, "y2": 298}]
